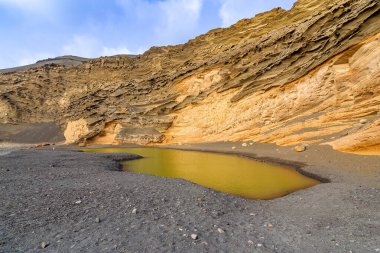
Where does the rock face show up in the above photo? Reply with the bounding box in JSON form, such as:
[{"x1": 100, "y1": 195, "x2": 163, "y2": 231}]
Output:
[{"x1": 0, "y1": 0, "x2": 379, "y2": 154}]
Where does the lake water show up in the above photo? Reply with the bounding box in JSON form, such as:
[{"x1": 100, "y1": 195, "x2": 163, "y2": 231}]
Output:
[{"x1": 85, "y1": 148, "x2": 319, "y2": 199}]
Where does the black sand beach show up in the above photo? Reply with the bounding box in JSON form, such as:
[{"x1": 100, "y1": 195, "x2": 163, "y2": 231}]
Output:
[{"x1": 1, "y1": 143, "x2": 379, "y2": 252}]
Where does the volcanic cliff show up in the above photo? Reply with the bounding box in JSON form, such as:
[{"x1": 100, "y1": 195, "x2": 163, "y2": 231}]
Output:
[{"x1": 0, "y1": 0, "x2": 379, "y2": 154}]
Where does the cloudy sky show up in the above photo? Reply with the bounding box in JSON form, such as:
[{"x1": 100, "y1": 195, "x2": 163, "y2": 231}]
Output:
[{"x1": 0, "y1": 0, "x2": 296, "y2": 69}]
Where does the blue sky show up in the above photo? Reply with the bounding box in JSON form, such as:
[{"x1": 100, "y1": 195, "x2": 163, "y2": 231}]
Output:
[{"x1": 0, "y1": 0, "x2": 296, "y2": 68}]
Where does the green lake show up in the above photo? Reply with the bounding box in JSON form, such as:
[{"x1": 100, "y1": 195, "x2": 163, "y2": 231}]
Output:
[{"x1": 84, "y1": 148, "x2": 319, "y2": 199}]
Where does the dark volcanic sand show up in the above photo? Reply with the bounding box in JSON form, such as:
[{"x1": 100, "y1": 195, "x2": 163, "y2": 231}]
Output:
[{"x1": 0, "y1": 143, "x2": 380, "y2": 253}]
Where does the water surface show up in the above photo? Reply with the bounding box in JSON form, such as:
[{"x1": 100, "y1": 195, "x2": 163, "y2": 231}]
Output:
[{"x1": 85, "y1": 148, "x2": 319, "y2": 199}]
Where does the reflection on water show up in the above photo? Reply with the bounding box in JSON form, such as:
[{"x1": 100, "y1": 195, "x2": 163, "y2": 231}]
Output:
[{"x1": 85, "y1": 148, "x2": 319, "y2": 199}]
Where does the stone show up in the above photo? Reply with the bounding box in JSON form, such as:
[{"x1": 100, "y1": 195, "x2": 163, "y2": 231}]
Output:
[
  {"x1": 75, "y1": 200, "x2": 82, "y2": 204},
  {"x1": 132, "y1": 208, "x2": 137, "y2": 214},
  {"x1": 217, "y1": 228, "x2": 225, "y2": 234},
  {"x1": 191, "y1": 234, "x2": 198, "y2": 240},
  {"x1": 95, "y1": 217, "x2": 101, "y2": 223},
  {"x1": 35, "y1": 143, "x2": 50, "y2": 148},
  {"x1": 294, "y1": 145, "x2": 306, "y2": 152},
  {"x1": 360, "y1": 119, "x2": 368, "y2": 124},
  {"x1": 232, "y1": 146, "x2": 236, "y2": 150},
  {"x1": 78, "y1": 142, "x2": 87, "y2": 147},
  {"x1": 41, "y1": 242, "x2": 49, "y2": 249},
  {"x1": 242, "y1": 143, "x2": 248, "y2": 147}
]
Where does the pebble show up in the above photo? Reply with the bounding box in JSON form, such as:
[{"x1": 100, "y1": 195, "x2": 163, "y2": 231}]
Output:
[
  {"x1": 257, "y1": 243, "x2": 263, "y2": 247},
  {"x1": 95, "y1": 217, "x2": 101, "y2": 223},
  {"x1": 248, "y1": 240, "x2": 254, "y2": 245},
  {"x1": 232, "y1": 146, "x2": 236, "y2": 150},
  {"x1": 75, "y1": 200, "x2": 82, "y2": 204},
  {"x1": 360, "y1": 119, "x2": 368, "y2": 124},
  {"x1": 41, "y1": 242, "x2": 49, "y2": 249},
  {"x1": 249, "y1": 143, "x2": 254, "y2": 146},
  {"x1": 375, "y1": 249, "x2": 380, "y2": 252},
  {"x1": 132, "y1": 208, "x2": 137, "y2": 214},
  {"x1": 191, "y1": 234, "x2": 198, "y2": 240},
  {"x1": 217, "y1": 228, "x2": 225, "y2": 234},
  {"x1": 294, "y1": 145, "x2": 306, "y2": 152},
  {"x1": 242, "y1": 143, "x2": 248, "y2": 147},
  {"x1": 266, "y1": 223, "x2": 273, "y2": 228}
]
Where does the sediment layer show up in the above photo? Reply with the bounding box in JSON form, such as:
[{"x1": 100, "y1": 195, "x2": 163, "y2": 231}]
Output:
[{"x1": 0, "y1": 0, "x2": 379, "y2": 154}]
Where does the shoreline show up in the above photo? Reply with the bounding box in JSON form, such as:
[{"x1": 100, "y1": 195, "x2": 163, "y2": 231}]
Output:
[
  {"x1": 160, "y1": 146, "x2": 331, "y2": 184},
  {"x1": 84, "y1": 144, "x2": 330, "y2": 184},
  {"x1": 77, "y1": 141, "x2": 380, "y2": 187}
]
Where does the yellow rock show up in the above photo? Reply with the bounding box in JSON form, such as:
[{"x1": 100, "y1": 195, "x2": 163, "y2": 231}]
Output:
[{"x1": 294, "y1": 145, "x2": 307, "y2": 152}]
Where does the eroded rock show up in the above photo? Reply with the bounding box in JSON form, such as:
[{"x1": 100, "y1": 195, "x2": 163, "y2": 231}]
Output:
[{"x1": 0, "y1": 0, "x2": 379, "y2": 154}]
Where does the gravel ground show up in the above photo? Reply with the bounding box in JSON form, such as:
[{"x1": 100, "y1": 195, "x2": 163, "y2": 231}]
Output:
[{"x1": 0, "y1": 145, "x2": 379, "y2": 253}]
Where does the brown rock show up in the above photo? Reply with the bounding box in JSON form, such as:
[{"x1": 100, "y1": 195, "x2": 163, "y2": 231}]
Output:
[
  {"x1": 35, "y1": 143, "x2": 51, "y2": 148},
  {"x1": 294, "y1": 145, "x2": 307, "y2": 152}
]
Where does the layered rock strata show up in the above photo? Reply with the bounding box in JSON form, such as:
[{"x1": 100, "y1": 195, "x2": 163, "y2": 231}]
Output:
[{"x1": 0, "y1": 0, "x2": 379, "y2": 154}]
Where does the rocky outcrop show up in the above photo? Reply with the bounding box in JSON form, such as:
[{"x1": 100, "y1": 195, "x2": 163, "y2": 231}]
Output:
[{"x1": 0, "y1": 0, "x2": 379, "y2": 154}]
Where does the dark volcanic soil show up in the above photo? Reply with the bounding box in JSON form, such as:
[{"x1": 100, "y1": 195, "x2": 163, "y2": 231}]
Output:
[
  {"x1": 0, "y1": 123, "x2": 65, "y2": 144},
  {"x1": 0, "y1": 145, "x2": 380, "y2": 253}
]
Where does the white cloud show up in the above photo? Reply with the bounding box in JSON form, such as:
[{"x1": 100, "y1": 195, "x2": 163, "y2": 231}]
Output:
[
  {"x1": 0, "y1": 0, "x2": 57, "y2": 15},
  {"x1": 157, "y1": 0, "x2": 203, "y2": 38},
  {"x1": 0, "y1": 52, "x2": 54, "y2": 69},
  {"x1": 219, "y1": 0, "x2": 295, "y2": 27},
  {"x1": 102, "y1": 46, "x2": 131, "y2": 56},
  {"x1": 18, "y1": 53, "x2": 54, "y2": 66},
  {"x1": 62, "y1": 35, "x2": 137, "y2": 58},
  {"x1": 62, "y1": 35, "x2": 101, "y2": 58},
  {"x1": 117, "y1": 0, "x2": 203, "y2": 45}
]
